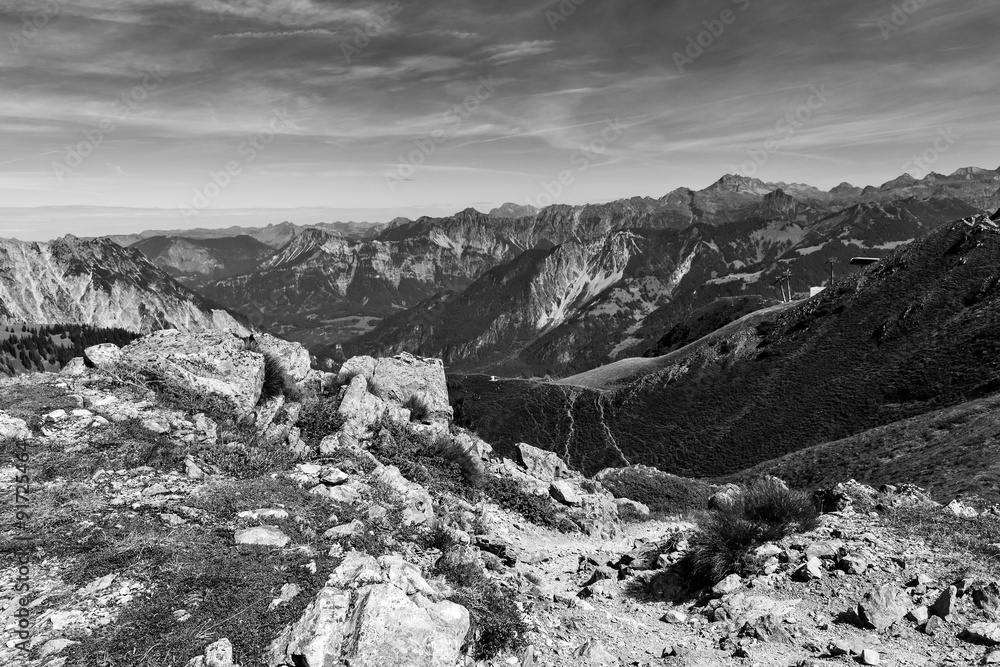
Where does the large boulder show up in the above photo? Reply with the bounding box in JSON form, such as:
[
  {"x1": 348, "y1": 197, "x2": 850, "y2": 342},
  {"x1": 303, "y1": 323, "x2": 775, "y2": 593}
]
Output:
[
  {"x1": 516, "y1": 443, "x2": 566, "y2": 482},
  {"x1": 119, "y1": 329, "x2": 265, "y2": 416},
  {"x1": 83, "y1": 343, "x2": 123, "y2": 370},
  {"x1": 252, "y1": 332, "x2": 312, "y2": 383},
  {"x1": 337, "y1": 353, "x2": 452, "y2": 424},
  {"x1": 338, "y1": 375, "x2": 389, "y2": 428},
  {"x1": 269, "y1": 551, "x2": 469, "y2": 667}
]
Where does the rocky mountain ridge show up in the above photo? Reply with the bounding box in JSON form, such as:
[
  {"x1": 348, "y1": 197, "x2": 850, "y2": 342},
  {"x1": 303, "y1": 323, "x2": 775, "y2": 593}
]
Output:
[{"x1": 0, "y1": 236, "x2": 246, "y2": 335}]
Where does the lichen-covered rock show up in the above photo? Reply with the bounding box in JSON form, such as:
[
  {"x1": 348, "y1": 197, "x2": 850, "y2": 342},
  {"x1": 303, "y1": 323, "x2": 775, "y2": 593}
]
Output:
[
  {"x1": 516, "y1": 442, "x2": 566, "y2": 482},
  {"x1": 83, "y1": 343, "x2": 123, "y2": 370},
  {"x1": 252, "y1": 331, "x2": 312, "y2": 383},
  {"x1": 186, "y1": 638, "x2": 238, "y2": 667},
  {"x1": 269, "y1": 551, "x2": 468, "y2": 667},
  {"x1": 368, "y1": 464, "x2": 434, "y2": 526},
  {"x1": 0, "y1": 411, "x2": 31, "y2": 440},
  {"x1": 337, "y1": 353, "x2": 452, "y2": 424},
  {"x1": 119, "y1": 329, "x2": 265, "y2": 415},
  {"x1": 856, "y1": 584, "x2": 909, "y2": 631}
]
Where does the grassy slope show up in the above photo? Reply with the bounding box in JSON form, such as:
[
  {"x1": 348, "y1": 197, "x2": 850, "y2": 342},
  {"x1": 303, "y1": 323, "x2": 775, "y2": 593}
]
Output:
[{"x1": 728, "y1": 391, "x2": 1000, "y2": 504}]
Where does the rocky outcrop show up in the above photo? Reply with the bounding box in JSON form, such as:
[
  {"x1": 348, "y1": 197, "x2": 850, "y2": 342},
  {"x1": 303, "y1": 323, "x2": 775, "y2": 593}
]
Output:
[
  {"x1": 118, "y1": 329, "x2": 266, "y2": 415},
  {"x1": 252, "y1": 331, "x2": 312, "y2": 383},
  {"x1": 338, "y1": 353, "x2": 452, "y2": 424},
  {"x1": 268, "y1": 552, "x2": 469, "y2": 667}
]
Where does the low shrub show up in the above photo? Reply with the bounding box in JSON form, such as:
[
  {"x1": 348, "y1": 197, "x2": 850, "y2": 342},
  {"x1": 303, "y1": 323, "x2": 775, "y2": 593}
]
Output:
[
  {"x1": 297, "y1": 395, "x2": 345, "y2": 447},
  {"x1": 403, "y1": 394, "x2": 431, "y2": 422},
  {"x1": 678, "y1": 477, "x2": 819, "y2": 589},
  {"x1": 261, "y1": 351, "x2": 296, "y2": 401},
  {"x1": 599, "y1": 467, "x2": 712, "y2": 515},
  {"x1": 482, "y1": 476, "x2": 576, "y2": 533},
  {"x1": 434, "y1": 549, "x2": 529, "y2": 660},
  {"x1": 369, "y1": 419, "x2": 483, "y2": 498},
  {"x1": 202, "y1": 421, "x2": 300, "y2": 479}
]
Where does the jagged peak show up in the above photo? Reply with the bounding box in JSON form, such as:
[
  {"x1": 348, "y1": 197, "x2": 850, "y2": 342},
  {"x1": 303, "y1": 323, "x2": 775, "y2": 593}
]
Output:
[
  {"x1": 704, "y1": 173, "x2": 771, "y2": 194},
  {"x1": 489, "y1": 203, "x2": 539, "y2": 219}
]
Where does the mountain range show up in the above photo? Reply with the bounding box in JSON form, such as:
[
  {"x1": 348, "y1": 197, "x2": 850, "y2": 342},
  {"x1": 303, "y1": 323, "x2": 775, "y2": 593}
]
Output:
[{"x1": 7, "y1": 167, "x2": 1000, "y2": 380}]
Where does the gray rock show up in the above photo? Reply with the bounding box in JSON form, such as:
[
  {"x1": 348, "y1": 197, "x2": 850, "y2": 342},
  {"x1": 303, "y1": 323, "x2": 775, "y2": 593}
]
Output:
[
  {"x1": 573, "y1": 639, "x2": 619, "y2": 665},
  {"x1": 60, "y1": 357, "x2": 88, "y2": 376},
  {"x1": 550, "y1": 480, "x2": 583, "y2": 506},
  {"x1": 930, "y1": 585, "x2": 958, "y2": 621},
  {"x1": 84, "y1": 342, "x2": 123, "y2": 370},
  {"x1": 338, "y1": 353, "x2": 453, "y2": 424},
  {"x1": 368, "y1": 465, "x2": 434, "y2": 526},
  {"x1": 235, "y1": 526, "x2": 290, "y2": 548},
  {"x1": 0, "y1": 411, "x2": 31, "y2": 440},
  {"x1": 120, "y1": 329, "x2": 265, "y2": 415},
  {"x1": 186, "y1": 638, "x2": 237, "y2": 667},
  {"x1": 795, "y1": 557, "x2": 825, "y2": 581},
  {"x1": 857, "y1": 584, "x2": 909, "y2": 631},
  {"x1": 973, "y1": 582, "x2": 1000, "y2": 616},
  {"x1": 269, "y1": 552, "x2": 468, "y2": 667},
  {"x1": 713, "y1": 574, "x2": 743, "y2": 596},
  {"x1": 337, "y1": 375, "x2": 389, "y2": 429},
  {"x1": 516, "y1": 443, "x2": 567, "y2": 481},
  {"x1": 964, "y1": 622, "x2": 1000, "y2": 645},
  {"x1": 614, "y1": 497, "x2": 650, "y2": 518},
  {"x1": 860, "y1": 648, "x2": 880, "y2": 665},
  {"x1": 252, "y1": 332, "x2": 311, "y2": 383}
]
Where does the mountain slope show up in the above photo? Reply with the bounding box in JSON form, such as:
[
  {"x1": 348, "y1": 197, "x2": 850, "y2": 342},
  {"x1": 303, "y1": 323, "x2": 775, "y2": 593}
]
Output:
[
  {"x1": 728, "y1": 391, "x2": 1000, "y2": 503},
  {"x1": 0, "y1": 236, "x2": 246, "y2": 333},
  {"x1": 131, "y1": 235, "x2": 275, "y2": 289},
  {"x1": 450, "y1": 214, "x2": 1000, "y2": 477}
]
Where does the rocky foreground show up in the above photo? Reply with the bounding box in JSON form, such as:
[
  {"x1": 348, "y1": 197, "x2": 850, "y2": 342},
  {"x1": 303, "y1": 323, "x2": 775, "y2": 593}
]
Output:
[{"x1": 2, "y1": 329, "x2": 1000, "y2": 666}]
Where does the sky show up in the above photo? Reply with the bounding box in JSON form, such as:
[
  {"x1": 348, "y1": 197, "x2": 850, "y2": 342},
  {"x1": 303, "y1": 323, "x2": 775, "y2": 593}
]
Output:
[{"x1": 1, "y1": 0, "x2": 999, "y2": 240}]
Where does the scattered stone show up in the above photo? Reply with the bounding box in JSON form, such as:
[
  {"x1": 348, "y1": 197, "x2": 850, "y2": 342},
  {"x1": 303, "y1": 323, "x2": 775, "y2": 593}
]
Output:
[
  {"x1": 857, "y1": 584, "x2": 909, "y2": 632},
  {"x1": 143, "y1": 483, "x2": 171, "y2": 497},
  {"x1": 908, "y1": 606, "x2": 930, "y2": 624},
  {"x1": 931, "y1": 585, "x2": 958, "y2": 621},
  {"x1": 661, "y1": 609, "x2": 688, "y2": 624},
  {"x1": 238, "y1": 508, "x2": 290, "y2": 522},
  {"x1": 947, "y1": 499, "x2": 980, "y2": 519},
  {"x1": 840, "y1": 555, "x2": 869, "y2": 575},
  {"x1": 795, "y1": 557, "x2": 825, "y2": 581},
  {"x1": 268, "y1": 583, "x2": 302, "y2": 611},
  {"x1": 550, "y1": 480, "x2": 582, "y2": 506},
  {"x1": 234, "y1": 526, "x2": 290, "y2": 548},
  {"x1": 573, "y1": 639, "x2": 619, "y2": 665},
  {"x1": 321, "y1": 469, "x2": 349, "y2": 486},
  {"x1": 38, "y1": 638, "x2": 78, "y2": 659},
  {"x1": 924, "y1": 614, "x2": 948, "y2": 636},
  {"x1": 324, "y1": 520, "x2": 364, "y2": 539},
  {"x1": 964, "y1": 623, "x2": 1000, "y2": 646},
  {"x1": 713, "y1": 574, "x2": 743, "y2": 596},
  {"x1": 185, "y1": 638, "x2": 237, "y2": 667},
  {"x1": 860, "y1": 648, "x2": 880, "y2": 665},
  {"x1": 0, "y1": 412, "x2": 31, "y2": 440},
  {"x1": 973, "y1": 582, "x2": 1000, "y2": 615}
]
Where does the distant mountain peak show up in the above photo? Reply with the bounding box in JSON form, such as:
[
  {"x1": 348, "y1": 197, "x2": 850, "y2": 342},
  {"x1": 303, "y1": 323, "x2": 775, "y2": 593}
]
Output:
[
  {"x1": 489, "y1": 203, "x2": 539, "y2": 219},
  {"x1": 705, "y1": 174, "x2": 772, "y2": 194}
]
